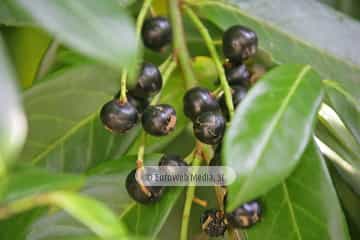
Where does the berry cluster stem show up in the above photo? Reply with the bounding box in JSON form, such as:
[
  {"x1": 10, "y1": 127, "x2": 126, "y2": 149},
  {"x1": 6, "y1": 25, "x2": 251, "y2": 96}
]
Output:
[
  {"x1": 168, "y1": 0, "x2": 197, "y2": 89},
  {"x1": 136, "y1": 131, "x2": 147, "y2": 168},
  {"x1": 184, "y1": 6, "x2": 235, "y2": 119},
  {"x1": 119, "y1": 0, "x2": 153, "y2": 102},
  {"x1": 180, "y1": 145, "x2": 203, "y2": 240}
]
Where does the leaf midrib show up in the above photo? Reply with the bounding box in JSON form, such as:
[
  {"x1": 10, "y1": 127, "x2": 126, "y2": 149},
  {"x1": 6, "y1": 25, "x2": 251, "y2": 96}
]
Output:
[
  {"x1": 232, "y1": 65, "x2": 312, "y2": 206},
  {"x1": 31, "y1": 111, "x2": 98, "y2": 164}
]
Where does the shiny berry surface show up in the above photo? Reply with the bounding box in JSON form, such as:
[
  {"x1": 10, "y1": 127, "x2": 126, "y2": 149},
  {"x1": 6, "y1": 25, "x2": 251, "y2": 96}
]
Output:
[
  {"x1": 219, "y1": 86, "x2": 248, "y2": 119},
  {"x1": 193, "y1": 111, "x2": 225, "y2": 145},
  {"x1": 183, "y1": 87, "x2": 220, "y2": 121},
  {"x1": 113, "y1": 91, "x2": 149, "y2": 114},
  {"x1": 125, "y1": 168, "x2": 164, "y2": 204},
  {"x1": 158, "y1": 154, "x2": 187, "y2": 167},
  {"x1": 200, "y1": 209, "x2": 227, "y2": 237},
  {"x1": 222, "y1": 25, "x2": 258, "y2": 63},
  {"x1": 100, "y1": 100, "x2": 138, "y2": 133},
  {"x1": 142, "y1": 17, "x2": 172, "y2": 51},
  {"x1": 130, "y1": 62, "x2": 162, "y2": 99},
  {"x1": 142, "y1": 104, "x2": 176, "y2": 136},
  {"x1": 225, "y1": 64, "x2": 251, "y2": 87},
  {"x1": 227, "y1": 200, "x2": 262, "y2": 228}
]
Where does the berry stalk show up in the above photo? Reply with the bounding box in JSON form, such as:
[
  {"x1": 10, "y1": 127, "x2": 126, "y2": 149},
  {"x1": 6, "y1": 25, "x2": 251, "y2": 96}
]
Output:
[
  {"x1": 119, "y1": 0, "x2": 153, "y2": 102},
  {"x1": 168, "y1": 0, "x2": 197, "y2": 89},
  {"x1": 184, "y1": 6, "x2": 235, "y2": 119},
  {"x1": 180, "y1": 148, "x2": 203, "y2": 240}
]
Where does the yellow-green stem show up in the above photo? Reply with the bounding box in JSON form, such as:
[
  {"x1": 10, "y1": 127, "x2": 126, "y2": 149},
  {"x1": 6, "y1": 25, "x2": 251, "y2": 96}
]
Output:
[
  {"x1": 151, "y1": 60, "x2": 177, "y2": 105},
  {"x1": 180, "y1": 154, "x2": 202, "y2": 240},
  {"x1": 119, "y1": 0, "x2": 153, "y2": 102},
  {"x1": 168, "y1": 0, "x2": 197, "y2": 89},
  {"x1": 184, "y1": 6, "x2": 234, "y2": 119}
]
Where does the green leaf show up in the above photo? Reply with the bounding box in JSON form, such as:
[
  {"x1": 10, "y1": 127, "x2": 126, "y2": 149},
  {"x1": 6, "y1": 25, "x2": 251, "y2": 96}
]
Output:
[
  {"x1": 224, "y1": 64, "x2": 323, "y2": 210},
  {"x1": 21, "y1": 64, "x2": 140, "y2": 172},
  {"x1": 329, "y1": 162, "x2": 360, "y2": 239},
  {"x1": 0, "y1": 1, "x2": 31, "y2": 26},
  {"x1": 1, "y1": 166, "x2": 85, "y2": 203},
  {"x1": 0, "y1": 34, "x2": 27, "y2": 171},
  {"x1": 2, "y1": 27, "x2": 52, "y2": 89},
  {"x1": 12, "y1": 0, "x2": 138, "y2": 71},
  {"x1": 324, "y1": 80, "x2": 360, "y2": 144},
  {"x1": 48, "y1": 191, "x2": 128, "y2": 239},
  {"x1": 193, "y1": 0, "x2": 360, "y2": 103},
  {"x1": 317, "y1": 104, "x2": 360, "y2": 164},
  {"x1": 246, "y1": 142, "x2": 350, "y2": 240}
]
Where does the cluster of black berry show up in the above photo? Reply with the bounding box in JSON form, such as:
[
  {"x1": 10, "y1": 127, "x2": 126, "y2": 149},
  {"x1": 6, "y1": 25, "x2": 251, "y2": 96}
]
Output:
[
  {"x1": 99, "y1": 13, "x2": 265, "y2": 235},
  {"x1": 201, "y1": 200, "x2": 262, "y2": 237}
]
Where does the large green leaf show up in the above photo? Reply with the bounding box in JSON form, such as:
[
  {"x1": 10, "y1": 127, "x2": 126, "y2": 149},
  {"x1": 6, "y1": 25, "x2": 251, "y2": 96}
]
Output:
[
  {"x1": 48, "y1": 191, "x2": 128, "y2": 239},
  {"x1": 27, "y1": 155, "x2": 183, "y2": 240},
  {"x1": 1, "y1": 166, "x2": 85, "y2": 203},
  {"x1": 2, "y1": 27, "x2": 52, "y2": 89},
  {"x1": 0, "y1": 34, "x2": 27, "y2": 171},
  {"x1": 11, "y1": 0, "x2": 138, "y2": 71},
  {"x1": 245, "y1": 142, "x2": 350, "y2": 240},
  {"x1": 224, "y1": 64, "x2": 323, "y2": 210},
  {"x1": 21, "y1": 64, "x2": 140, "y2": 172}
]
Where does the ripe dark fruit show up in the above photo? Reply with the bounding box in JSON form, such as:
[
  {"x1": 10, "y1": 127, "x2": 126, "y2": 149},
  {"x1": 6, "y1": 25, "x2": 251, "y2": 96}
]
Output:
[
  {"x1": 225, "y1": 64, "x2": 251, "y2": 87},
  {"x1": 142, "y1": 104, "x2": 176, "y2": 136},
  {"x1": 193, "y1": 111, "x2": 225, "y2": 145},
  {"x1": 219, "y1": 86, "x2": 248, "y2": 119},
  {"x1": 227, "y1": 200, "x2": 262, "y2": 228},
  {"x1": 113, "y1": 91, "x2": 149, "y2": 114},
  {"x1": 126, "y1": 168, "x2": 164, "y2": 204},
  {"x1": 158, "y1": 154, "x2": 187, "y2": 167},
  {"x1": 201, "y1": 209, "x2": 227, "y2": 237},
  {"x1": 183, "y1": 87, "x2": 220, "y2": 121},
  {"x1": 222, "y1": 25, "x2": 258, "y2": 63},
  {"x1": 100, "y1": 100, "x2": 138, "y2": 133},
  {"x1": 130, "y1": 62, "x2": 162, "y2": 99},
  {"x1": 142, "y1": 17, "x2": 172, "y2": 51}
]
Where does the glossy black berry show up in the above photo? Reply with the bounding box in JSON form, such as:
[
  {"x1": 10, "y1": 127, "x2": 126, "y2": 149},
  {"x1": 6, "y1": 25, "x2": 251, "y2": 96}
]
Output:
[
  {"x1": 100, "y1": 100, "x2": 138, "y2": 133},
  {"x1": 201, "y1": 209, "x2": 227, "y2": 237},
  {"x1": 219, "y1": 86, "x2": 248, "y2": 120},
  {"x1": 158, "y1": 154, "x2": 187, "y2": 167},
  {"x1": 130, "y1": 62, "x2": 162, "y2": 99},
  {"x1": 222, "y1": 25, "x2": 258, "y2": 64},
  {"x1": 193, "y1": 111, "x2": 225, "y2": 145},
  {"x1": 225, "y1": 64, "x2": 251, "y2": 87},
  {"x1": 113, "y1": 91, "x2": 149, "y2": 114},
  {"x1": 142, "y1": 17, "x2": 172, "y2": 51},
  {"x1": 142, "y1": 104, "x2": 176, "y2": 136},
  {"x1": 126, "y1": 168, "x2": 164, "y2": 204},
  {"x1": 183, "y1": 87, "x2": 220, "y2": 121},
  {"x1": 226, "y1": 200, "x2": 262, "y2": 228}
]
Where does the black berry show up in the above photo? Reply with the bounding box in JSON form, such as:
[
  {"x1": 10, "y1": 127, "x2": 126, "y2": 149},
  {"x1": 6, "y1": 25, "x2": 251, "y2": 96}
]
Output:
[
  {"x1": 193, "y1": 111, "x2": 225, "y2": 145},
  {"x1": 100, "y1": 100, "x2": 138, "y2": 133},
  {"x1": 113, "y1": 91, "x2": 149, "y2": 114},
  {"x1": 142, "y1": 17, "x2": 172, "y2": 51},
  {"x1": 126, "y1": 168, "x2": 164, "y2": 204},
  {"x1": 158, "y1": 154, "x2": 187, "y2": 167},
  {"x1": 130, "y1": 62, "x2": 162, "y2": 99},
  {"x1": 227, "y1": 200, "x2": 262, "y2": 228},
  {"x1": 225, "y1": 64, "x2": 251, "y2": 87},
  {"x1": 183, "y1": 87, "x2": 220, "y2": 121},
  {"x1": 222, "y1": 25, "x2": 258, "y2": 64},
  {"x1": 201, "y1": 209, "x2": 227, "y2": 237},
  {"x1": 142, "y1": 104, "x2": 176, "y2": 136},
  {"x1": 219, "y1": 86, "x2": 248, "y2": 120}
]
